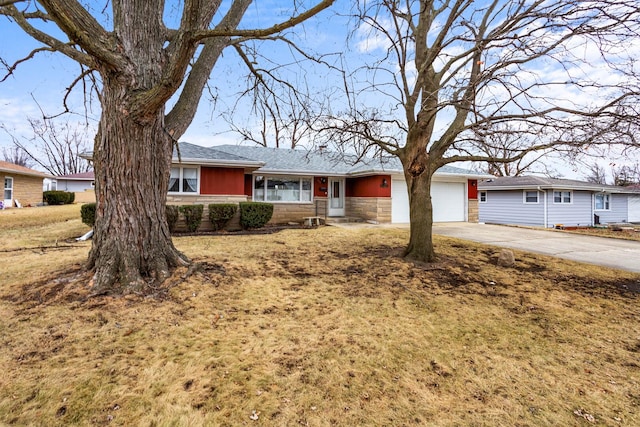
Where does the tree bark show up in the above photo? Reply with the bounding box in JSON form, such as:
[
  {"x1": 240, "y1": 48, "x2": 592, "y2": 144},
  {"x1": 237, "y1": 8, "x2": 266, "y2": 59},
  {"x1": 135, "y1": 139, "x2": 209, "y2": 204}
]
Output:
[
  {"x1": 87, "y1": 77, "x2": 189, "y2": 295},
  {"x1": 402, "y1": 157, "x2": 436, "y2": 263}
]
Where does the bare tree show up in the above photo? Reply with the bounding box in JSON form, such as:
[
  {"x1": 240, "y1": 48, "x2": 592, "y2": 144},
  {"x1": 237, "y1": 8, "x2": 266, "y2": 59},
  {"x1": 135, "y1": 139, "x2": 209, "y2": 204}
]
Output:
[
  {"x1": 583, "y1": 162, "x2": 608, "y2": 185},
  {"x1": 1, "y1": 144, "x2": 32, "y2": 168},
  {"x1": 2, "y1": 117, "x2": 93, "y2": 175},
  {"x1": 316, "y1": 0, "x2": 640, "y2": 262},
  {"x1": 224, "y1": 80, "x2": 317, "y2": 149},
  {"x1": 469, "y1": 126, "x2": 553, "y2": 176},
  {"x1": 1, "y1": 0, "x2": 334, "y2": 294},
  {"x1": 611, "y1": 163, "x2": 640, "y2": 186},
  {"x1": 220, "y1": 39, "x2": 339, "y2": 149}
]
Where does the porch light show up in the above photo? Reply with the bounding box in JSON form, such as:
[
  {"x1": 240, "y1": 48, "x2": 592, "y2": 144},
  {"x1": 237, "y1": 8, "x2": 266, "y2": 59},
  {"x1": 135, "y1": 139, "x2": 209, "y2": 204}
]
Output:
[{"x1": 381, "y1": 178, "x2": 389, "y2": 188}]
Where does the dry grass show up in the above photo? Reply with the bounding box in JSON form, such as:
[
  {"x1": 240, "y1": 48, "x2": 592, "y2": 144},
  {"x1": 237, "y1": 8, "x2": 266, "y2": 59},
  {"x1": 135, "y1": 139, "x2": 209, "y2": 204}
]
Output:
[{"x1": 1, "y1": 207, "x2": 639, "y2": 426}]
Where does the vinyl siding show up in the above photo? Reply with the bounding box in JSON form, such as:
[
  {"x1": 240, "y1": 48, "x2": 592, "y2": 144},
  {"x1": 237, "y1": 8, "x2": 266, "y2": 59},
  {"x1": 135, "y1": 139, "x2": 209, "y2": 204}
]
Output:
[
  {"x1": 478, "y1": 190, "x2": 544, "y2": 226},
  {"x1": 595, "y1": 193, "x2": 630, "y2": 224},
  {"x1": 56, "y1": 179, "x2": 94, "y2": 192},
  {"x1": 546, "y1": 190, "x2": 593, "y2": 227}
]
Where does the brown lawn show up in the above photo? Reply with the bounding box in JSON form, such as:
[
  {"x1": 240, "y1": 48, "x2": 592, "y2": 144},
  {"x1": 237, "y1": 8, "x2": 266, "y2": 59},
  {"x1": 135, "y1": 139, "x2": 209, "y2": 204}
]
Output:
[{"x1": 1, "y1": 205, "x2": 639, "y2": 426}]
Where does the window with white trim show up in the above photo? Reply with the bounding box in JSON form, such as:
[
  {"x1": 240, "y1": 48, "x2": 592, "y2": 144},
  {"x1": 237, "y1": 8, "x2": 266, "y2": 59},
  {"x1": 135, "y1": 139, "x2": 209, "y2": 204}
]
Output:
[
  {"x1": 479, "y1": 191, "x2": 487, "y2": 203},
  {"x1": 169, "y1": 166, "x2": 198, "y2": 193},
  {"x1": 253, "y1": 175, "x2": 312, "y2": 202},
  {"x1": 553, "y1": 190, "x2": 572, "y2": 204},
  {"x1": 523, "y1": 190, "x2": 539, "y2": 204},
  {"x1": 4, "y1": 177, "x2": 13, "y2": 201},
  {"x1": 594, "y1": 193, "x2": 610, "y2": 210}
]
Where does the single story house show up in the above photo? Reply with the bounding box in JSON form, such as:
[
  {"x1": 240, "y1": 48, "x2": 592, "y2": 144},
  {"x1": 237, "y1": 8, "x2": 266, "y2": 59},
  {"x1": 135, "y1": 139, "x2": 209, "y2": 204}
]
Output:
[
  {"x1": 1, "y1": 160, "x2": 49, "y2": 208},
  {"x1": 164, "y1": 142, "x2": 490, "y2": 226},
  {"x1": 55, "y1": 171, "x2": 95, "y2": 192},
  {"x1": 478, "y1": 176, "x2": 640, "y2": 228}
]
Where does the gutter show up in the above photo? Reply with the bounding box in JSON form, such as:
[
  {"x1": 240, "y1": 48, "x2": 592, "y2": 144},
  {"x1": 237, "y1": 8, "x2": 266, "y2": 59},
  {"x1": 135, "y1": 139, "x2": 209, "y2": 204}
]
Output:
[{"x1": 538, "y1": 186, "x2": 548, "y2": 228}]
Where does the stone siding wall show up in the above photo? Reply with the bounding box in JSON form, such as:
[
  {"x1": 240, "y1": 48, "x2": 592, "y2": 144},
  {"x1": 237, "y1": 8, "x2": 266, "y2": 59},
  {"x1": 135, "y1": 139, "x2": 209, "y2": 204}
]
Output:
[
  {"x1": 269, "y1": 203, "x2": 317, "y2": 224},
  {"x1": 468, "y1": 199, "x2": 478, "y2": 223},
  {"x1": 11, "y1": 175, "x2": 43, "y2": 207},
  {"x1": 74, "y1": 190, "x2": 96, "y2": 204},
  {"x1": 346, "y1": 197, "x2": 392, "y2": 223}
]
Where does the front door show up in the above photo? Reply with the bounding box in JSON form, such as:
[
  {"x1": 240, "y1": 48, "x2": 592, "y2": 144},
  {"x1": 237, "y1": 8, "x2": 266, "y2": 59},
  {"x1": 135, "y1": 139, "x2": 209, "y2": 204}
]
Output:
[
  {"x1": 328, "y1": 178, "x2": 345, "y2": 217},
  {"x1": 3, "y1": 177, "x2": 13, "y2": 208}
]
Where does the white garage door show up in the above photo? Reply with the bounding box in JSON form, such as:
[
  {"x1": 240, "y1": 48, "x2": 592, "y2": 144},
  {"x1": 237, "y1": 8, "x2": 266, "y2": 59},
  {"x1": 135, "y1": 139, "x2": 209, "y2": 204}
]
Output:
[
  {"x1": 629, "y1": 195, "x2": 640, "y2": 223},
  {"x1": 392, "y1": 179, "x2": 410, "y2": 223},
  {"x1": 392, "y1": 179, "x2": 466, "y2": 223}
]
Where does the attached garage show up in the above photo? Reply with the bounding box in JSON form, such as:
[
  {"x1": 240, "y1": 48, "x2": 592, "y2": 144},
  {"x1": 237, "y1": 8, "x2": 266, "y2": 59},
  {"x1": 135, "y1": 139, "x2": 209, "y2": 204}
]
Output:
[
  {"x1": 391, "y1": 178, "x2": 467, "y2": 223},
  {"x1": 629, "y1": 195, "x2": 640, "y2": 223}
]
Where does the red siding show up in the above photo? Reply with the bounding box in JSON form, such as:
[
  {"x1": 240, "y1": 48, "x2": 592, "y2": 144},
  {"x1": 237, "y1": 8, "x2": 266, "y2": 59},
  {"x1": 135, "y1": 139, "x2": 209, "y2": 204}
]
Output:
[
  {"x1": 346, "y1": 175, "x2": 391, "y2": 198},
  {"x1": 468, "y1": 179, "x2": 478, "y2": 199},
  {"x1": 314, "y1": 176, "x2": 329, "y2": 197},
  {"x1": 244, "y1": 174, "x2": 253, "y2": 197},
  {"x1": 200, "y1": 167, "x2": 245, "y2": 195}
]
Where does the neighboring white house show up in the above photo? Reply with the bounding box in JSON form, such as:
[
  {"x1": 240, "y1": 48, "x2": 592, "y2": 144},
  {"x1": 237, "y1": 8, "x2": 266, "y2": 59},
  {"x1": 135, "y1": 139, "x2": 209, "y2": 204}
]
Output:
[
  {"x1": 54, "y1": 172, "x2": 95, "y2": 192},
  {"x1": 478, "y1": 176, "x2": 640, "y2": 227}
]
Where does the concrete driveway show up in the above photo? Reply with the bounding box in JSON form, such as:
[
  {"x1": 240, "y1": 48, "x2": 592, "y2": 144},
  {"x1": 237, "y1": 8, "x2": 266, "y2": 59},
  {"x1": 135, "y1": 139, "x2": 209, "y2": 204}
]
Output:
[{"x1": 433, "y1": 223, "x2": 640, "y2": 273}]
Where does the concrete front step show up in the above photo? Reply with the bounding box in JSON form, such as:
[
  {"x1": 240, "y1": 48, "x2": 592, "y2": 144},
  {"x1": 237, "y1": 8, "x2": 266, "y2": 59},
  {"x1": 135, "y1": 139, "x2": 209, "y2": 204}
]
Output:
[{"x1": 325, "y1": 216, "x2": 365, "y2": 224}]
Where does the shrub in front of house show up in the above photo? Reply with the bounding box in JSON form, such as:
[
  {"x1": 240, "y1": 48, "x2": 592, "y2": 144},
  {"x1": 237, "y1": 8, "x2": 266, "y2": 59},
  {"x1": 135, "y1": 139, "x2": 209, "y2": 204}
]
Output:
[
  {"x1": 208, "y1": 203, "x2": 238, "y2": 231},
  {"x1": 239, "y1": 202, "x2": 273, "y2": 229},
  {"x1": 179, "y1": 204, "x2": 204, "y2": 232},
  {"x1": 81, "y1": 204, "x2": 188, "y2": 232},
  {"x1": 44, "y1": 190, "x2": 75, "y2": 205},
  {"x1": 166, "y1": 205, "x2": 180, "y2": 233},
  {"x1": 81, "y1": 203, "x2": 96, "y2": 227}
]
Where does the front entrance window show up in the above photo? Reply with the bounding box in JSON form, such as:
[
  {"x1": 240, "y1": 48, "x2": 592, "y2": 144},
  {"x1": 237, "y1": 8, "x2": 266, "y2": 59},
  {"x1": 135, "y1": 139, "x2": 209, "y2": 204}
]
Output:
[{"x1": 331, "y1": 180, "x2": 343, "y2": 208}]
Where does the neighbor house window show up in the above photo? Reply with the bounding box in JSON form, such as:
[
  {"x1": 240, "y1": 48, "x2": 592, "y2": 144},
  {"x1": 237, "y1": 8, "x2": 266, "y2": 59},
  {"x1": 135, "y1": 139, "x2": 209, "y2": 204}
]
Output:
[
  {"x1": 168, "y1": 166, "x2": 198, "y2": 193},
  {"x1": 4, "y1": 177, "x2": 13, "y2": 202},
  {"x1": 595, "y1": 193, "x2": 610, "y2": 210},
  {"x1": 524, "y1": 190, "x2": 539, "y2": 204},
  {"x1": 479, "y1": 191, "x2": 487, "y2": 203},
  {"x1": 253, "y1": 175, "x2": 312, "y2": 202},
  {"x1": 553, "y1": 191, "x2": 572, "y2": 204}
]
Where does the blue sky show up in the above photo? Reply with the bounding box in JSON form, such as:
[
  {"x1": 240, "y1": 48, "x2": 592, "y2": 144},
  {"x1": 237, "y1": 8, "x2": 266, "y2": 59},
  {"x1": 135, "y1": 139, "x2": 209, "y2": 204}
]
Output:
[
  {"x1": 0, "y1": 1, "x2": 346, "y2": 148},
  {"x1": 1, "y1": 1, "x2": 639, "y2": 181}
]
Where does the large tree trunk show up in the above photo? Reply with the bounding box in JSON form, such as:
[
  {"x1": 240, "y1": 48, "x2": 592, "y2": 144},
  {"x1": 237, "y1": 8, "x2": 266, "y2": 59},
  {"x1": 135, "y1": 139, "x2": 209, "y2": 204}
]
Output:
[
  {"x1": 400, "y1": 128, "x2": 437, "y2": 263},
  {"x1": 403, "y1": 169, "x2": 436, "y2": 263},
  {"x1": 88, "y1": 79, "x2": 189, "y2": 295}
]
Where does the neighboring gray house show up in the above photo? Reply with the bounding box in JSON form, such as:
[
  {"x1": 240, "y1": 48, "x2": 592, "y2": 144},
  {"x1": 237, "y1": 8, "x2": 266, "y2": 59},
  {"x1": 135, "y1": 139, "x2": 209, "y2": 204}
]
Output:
[
  {"x1": 478, "y1": 176, "x2": 640, "y2": 228},
  {"x1": 55, "y1": 172, "x2": 95, "y2": 192}
]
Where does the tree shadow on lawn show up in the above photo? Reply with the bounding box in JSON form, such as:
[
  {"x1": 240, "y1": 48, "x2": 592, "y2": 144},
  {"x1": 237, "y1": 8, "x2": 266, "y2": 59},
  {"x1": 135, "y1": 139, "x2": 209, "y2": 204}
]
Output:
[{"x1": 4, "y1": 236, "x2": 639, "y2": 311}]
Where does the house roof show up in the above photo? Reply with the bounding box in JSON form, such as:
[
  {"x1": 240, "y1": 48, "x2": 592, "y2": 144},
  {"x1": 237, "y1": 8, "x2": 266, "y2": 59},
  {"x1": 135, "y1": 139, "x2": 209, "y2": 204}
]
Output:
[
  {"x1": 478, "y1": 176, "x2": 640, "y2": 194},
  {"x1": 0, "y1": 161, "x2": 49, "y2": 178},
  {"x1": 174, "y1": 142, "x2": 264, "y2": 168},
  {"x1": 57, "y1": 171, "x2": 95, "y2": 180},
  {"x1": 82, "y1": 142, "x2": 491, "y2": 178},
  {"x1": 214, "y1": 144, "x2": 491, "y2": 178}
]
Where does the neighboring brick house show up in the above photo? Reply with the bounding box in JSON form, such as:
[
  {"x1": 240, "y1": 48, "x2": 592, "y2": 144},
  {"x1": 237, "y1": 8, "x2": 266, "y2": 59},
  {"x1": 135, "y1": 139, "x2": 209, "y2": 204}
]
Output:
[{"x1": 1, "y1": 161, "x2": 49, "y2": 208}]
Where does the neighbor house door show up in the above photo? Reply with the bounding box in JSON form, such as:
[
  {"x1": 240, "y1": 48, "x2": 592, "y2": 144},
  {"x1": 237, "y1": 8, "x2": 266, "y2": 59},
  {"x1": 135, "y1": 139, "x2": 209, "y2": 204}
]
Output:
[
  {"x1": 4, "y1": 177, "x2": 13, "y2": 208},
  {"x1": 328, "y1": 178, "x2": 345, "y2": 217}
]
